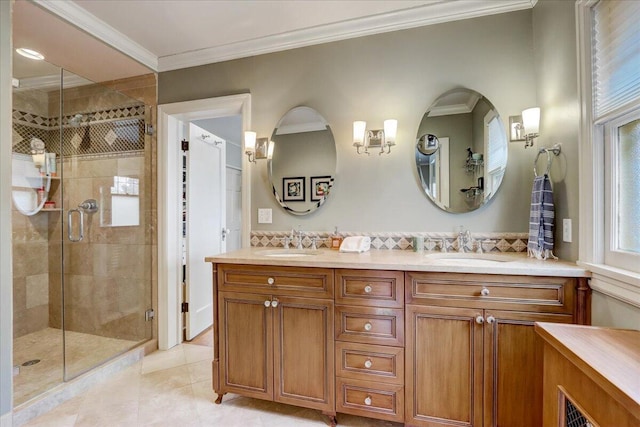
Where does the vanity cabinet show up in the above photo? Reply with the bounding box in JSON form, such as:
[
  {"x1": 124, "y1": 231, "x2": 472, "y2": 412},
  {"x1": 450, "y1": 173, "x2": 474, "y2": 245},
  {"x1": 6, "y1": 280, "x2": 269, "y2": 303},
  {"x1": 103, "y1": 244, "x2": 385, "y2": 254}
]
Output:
[
  {"x1": 215, "y1": 265, "x2": 335, "y2": 414},
  {"x1": 208, "y1": 256, "x2": 590, "y2": 427},
  {"x1": 405, "y1": 272, "x2": 584, "y2": 427},
  {"x1": 334, "y1": 269, "x2": 405, "y2": 423}
]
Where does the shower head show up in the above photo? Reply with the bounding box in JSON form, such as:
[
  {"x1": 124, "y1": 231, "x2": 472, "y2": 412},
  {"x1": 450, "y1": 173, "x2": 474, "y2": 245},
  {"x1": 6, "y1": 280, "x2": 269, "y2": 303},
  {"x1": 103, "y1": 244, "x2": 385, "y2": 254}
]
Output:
[{"x1": 69, "y1": 114, "x2": 83, "y2": 127}]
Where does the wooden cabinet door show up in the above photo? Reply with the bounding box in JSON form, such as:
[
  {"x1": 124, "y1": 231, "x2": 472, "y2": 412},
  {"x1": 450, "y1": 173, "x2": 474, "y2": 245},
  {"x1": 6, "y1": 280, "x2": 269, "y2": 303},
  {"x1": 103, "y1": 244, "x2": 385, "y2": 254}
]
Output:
[
  {"x1": 406, "y1": 305, "x2": 483, "y2": 427},
  {"x1": 273, "y1": 296, "x2": 334, "y2": 412},
  {"x1": 218, "y1": 292, "x2": 273, "y2": 400},
  {"x1": 483, "y1": 310, "x2": 573, "y2": 427}
]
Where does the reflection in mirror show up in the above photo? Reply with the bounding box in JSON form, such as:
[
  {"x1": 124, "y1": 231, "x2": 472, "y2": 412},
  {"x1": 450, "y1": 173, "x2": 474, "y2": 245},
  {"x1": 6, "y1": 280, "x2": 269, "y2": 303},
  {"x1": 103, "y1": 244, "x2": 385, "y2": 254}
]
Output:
[
  {"x1": 268, "y1": 107, "x2": 336, "y2": 215},
  {"x1": 416, "y1": 88, "x2": 507, "y2": 213}
]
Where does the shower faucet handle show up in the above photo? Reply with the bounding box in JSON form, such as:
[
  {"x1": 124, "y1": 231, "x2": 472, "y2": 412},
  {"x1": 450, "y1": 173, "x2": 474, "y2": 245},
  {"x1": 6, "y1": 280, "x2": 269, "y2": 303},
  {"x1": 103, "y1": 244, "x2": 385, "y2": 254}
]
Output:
[{"x1": 78, "y1": 199, "x2": 98, "y2": 213}]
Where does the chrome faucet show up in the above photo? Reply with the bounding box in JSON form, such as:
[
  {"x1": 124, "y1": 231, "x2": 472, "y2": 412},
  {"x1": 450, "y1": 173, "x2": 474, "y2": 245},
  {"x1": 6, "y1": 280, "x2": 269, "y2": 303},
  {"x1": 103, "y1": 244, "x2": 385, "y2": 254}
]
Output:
[
  {"x1": 282, "y1": 236, "x2": 291, "y2": 249},
  {"x1": 291, "y1": 229, "x2": 304, "y2": 249}
]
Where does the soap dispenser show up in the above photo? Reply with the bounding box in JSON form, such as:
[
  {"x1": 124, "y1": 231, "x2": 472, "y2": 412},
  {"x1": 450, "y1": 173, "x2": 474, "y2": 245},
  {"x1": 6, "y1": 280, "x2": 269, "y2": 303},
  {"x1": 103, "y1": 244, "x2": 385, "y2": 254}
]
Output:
[{"x1": 330, "y1": 226, "x2": 343, "y2": 250}]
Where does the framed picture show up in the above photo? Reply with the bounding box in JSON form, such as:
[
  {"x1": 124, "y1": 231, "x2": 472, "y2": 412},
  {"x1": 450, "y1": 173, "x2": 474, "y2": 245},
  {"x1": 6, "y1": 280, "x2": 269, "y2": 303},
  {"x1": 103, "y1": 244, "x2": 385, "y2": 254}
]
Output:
[
  {"x1": 283, "y1": 177, "x2": 305, "y2": 201},
  {"x1": 310, "y1": 176, "x2": 332, "y2": 201}
]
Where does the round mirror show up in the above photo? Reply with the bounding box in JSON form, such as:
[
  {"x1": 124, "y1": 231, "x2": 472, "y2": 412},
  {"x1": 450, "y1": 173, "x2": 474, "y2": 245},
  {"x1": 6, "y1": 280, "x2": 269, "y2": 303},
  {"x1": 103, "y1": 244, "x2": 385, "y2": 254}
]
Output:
[
  {"x1": 268, "y1": 106, "x2": 336, "y2": 215},
  {"x1": 416, "y1": 88, "x2": 508, "y2": 213}
]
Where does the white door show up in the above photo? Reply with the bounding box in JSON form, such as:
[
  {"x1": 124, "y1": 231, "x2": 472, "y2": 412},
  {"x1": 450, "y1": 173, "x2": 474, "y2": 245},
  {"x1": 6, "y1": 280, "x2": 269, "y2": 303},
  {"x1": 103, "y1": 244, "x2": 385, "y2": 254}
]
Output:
[
  {"x1": 226, "y1": 167, "x2": 242, "y2": 252},
  {"x1": 185, "y1": 123, "x2": 226, "y2": 340}
]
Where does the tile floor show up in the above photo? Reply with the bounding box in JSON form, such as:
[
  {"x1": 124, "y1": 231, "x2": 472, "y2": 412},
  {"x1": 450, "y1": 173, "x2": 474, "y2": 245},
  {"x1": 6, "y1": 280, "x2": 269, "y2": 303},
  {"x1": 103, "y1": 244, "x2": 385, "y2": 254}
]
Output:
[
  {"x1": 22, "y1": 342, "x2": 403, "y2": 427},
  {"x1": 13, "y1": 328, "x2": 140, "y2": 406}
]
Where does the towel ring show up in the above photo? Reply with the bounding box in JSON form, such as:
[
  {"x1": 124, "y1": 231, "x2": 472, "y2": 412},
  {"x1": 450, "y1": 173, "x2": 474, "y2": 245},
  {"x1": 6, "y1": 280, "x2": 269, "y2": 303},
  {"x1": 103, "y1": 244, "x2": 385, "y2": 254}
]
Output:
[{"x1": 533, "y1": 144, "x2": 561, "y2": 177}]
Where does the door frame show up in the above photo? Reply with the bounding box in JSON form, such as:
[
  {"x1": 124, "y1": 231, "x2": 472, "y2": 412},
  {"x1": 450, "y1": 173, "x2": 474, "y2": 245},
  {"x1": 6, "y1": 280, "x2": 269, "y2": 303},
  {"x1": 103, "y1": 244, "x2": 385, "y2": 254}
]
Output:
[{"x1": 157, "y1": 93, "x2": 251, "y2": 350}]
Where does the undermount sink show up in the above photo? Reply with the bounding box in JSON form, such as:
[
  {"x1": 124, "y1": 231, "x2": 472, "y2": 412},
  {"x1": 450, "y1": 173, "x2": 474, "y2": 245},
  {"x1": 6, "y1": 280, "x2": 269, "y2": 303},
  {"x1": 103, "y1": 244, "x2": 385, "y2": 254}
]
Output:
[
  {"x1": 425, "y1": 252, "x2": 514, "y2": 265},
  {"x1": 257, "y1": 249, "x2": 320, "y2": 258}
]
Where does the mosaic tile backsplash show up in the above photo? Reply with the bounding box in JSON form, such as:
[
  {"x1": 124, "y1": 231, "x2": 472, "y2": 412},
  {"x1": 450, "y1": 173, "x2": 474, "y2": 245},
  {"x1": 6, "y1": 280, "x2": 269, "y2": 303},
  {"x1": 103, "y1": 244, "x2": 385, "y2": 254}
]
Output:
[{"x1": 251, "y1": 231, "x2": 529, "y2": 253}]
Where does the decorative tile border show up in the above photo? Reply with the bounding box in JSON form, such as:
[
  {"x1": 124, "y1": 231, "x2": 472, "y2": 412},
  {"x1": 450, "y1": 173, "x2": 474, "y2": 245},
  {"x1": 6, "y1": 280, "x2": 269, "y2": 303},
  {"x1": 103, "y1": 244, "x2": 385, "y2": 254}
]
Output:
[
  {"x1": 250, "y1": 231, "x2": 529, "y2": 253},
  {"x1": 12, "y1": 106, "x2": 146, "y2": 157}
]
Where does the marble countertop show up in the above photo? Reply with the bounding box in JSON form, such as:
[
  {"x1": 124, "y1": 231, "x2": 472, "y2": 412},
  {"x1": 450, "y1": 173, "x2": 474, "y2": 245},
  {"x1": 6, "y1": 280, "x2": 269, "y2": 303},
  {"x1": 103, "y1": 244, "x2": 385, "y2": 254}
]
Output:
[{"x1": 205, "y1": 248, "x2": 591, "y2": 277}]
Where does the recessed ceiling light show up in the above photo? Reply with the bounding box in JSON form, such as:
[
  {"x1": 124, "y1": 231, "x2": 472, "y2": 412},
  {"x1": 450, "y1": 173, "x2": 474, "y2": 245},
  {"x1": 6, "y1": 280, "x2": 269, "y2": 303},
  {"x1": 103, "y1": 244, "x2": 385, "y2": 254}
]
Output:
[{"x1": 16, "y1": 48, "x2": 44, "y2": 61}]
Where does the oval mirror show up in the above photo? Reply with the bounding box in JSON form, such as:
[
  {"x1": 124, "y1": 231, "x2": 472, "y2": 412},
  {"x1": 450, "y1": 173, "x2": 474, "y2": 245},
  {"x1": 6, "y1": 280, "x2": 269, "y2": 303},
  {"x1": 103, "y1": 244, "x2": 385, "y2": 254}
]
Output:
[
  {"x1": 415, "y1": 88, "x2": 508, "y2": 213},
  {"x1": 268, "y1": 106, "x2": 336, "y2": 215}
]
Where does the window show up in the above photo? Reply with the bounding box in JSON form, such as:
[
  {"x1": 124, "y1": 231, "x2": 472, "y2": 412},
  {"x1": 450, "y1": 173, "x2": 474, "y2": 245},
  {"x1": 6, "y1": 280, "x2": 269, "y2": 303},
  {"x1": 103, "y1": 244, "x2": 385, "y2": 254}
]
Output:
[
  {"x1": 578, "y1": 0, "x2": 640, "y2": 280},
  {"x1": 604, "y1": 112, "x2": 640, "y2": 272}
]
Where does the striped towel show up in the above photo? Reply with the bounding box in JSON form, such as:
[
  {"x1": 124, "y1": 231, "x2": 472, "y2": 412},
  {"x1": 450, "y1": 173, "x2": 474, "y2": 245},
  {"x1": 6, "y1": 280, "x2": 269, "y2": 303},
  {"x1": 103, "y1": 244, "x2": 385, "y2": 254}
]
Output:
[{"x1": 527, "y1": 174, "x2": 557, "y2": 260}]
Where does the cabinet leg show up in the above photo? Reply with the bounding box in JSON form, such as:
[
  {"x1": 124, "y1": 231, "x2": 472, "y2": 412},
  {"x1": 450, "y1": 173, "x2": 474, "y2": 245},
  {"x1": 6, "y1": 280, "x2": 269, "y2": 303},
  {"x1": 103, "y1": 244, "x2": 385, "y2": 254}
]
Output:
[
  {"x1": 214, "y1": 392, "x2": 226, "y2": 404},
  {"x1": 322, "y1": 411, "x2": 337, "y2": 426}
]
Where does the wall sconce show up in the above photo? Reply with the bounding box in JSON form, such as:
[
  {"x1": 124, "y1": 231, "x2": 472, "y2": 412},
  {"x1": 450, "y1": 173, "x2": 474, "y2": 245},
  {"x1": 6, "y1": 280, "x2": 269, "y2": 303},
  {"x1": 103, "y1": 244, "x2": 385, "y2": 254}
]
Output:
[
  {"x1": 244, "y1": 131, "x2": 256, "y2": 163},
  {"x1": 244, "y1": 131, "x2": 271, "y2": 163},
  {"x1": 353, "y1": 119, "x2": 398, "y2": 155},
  {"x1": 510, "y1": 107, "x2": 540, "y2": 148}
]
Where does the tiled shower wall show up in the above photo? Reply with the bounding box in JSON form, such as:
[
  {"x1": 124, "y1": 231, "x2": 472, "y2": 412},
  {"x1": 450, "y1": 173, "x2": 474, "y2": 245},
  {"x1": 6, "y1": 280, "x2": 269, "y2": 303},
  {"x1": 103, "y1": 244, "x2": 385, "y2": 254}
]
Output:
[{"x1": 12, "y1": 74, "x2": 157, "y2": 341}]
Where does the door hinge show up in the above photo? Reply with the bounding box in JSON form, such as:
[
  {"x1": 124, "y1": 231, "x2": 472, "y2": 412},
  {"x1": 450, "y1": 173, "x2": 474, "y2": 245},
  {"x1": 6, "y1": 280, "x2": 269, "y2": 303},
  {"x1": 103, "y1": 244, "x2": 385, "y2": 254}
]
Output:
[
  {"x1": 181, "y1": 139, "x2": 189, "y2": 151},
  {"x1": 181, "y1": 302, "x2": 189, "y2": 313},
  {"x1": 145, "y1": 309, "x2": 155, "y2": 322},
  {"x1": 145, "y1": 123, "x2": 155, "y2": 135}
]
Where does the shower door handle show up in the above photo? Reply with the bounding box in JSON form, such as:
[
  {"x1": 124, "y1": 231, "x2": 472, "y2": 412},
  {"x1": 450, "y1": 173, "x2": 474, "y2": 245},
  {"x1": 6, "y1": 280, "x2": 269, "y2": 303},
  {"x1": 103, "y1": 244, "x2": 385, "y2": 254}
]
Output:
[{"x1": 67, "y1": 208, "x2": 84, "y2": 242}]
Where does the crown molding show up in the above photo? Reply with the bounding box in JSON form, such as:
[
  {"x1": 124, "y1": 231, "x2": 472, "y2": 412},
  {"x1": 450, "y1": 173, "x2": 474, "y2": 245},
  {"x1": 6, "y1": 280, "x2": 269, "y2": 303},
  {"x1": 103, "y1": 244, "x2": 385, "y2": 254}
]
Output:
[
  {"x1": 34, "y1": 0, "x2": 536, "y2": 74},
  {"x1": 158, "y1": 0, "x2": 535, "y2": 72},
  {"x1": 33, "y1": 0, "x2": 158, "y2": 71}
]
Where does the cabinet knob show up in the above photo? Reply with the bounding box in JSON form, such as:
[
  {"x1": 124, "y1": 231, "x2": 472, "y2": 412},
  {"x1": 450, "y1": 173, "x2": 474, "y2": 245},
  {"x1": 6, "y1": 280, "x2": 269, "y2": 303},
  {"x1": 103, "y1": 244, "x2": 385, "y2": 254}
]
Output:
[
  {"x1": 475, "y1": 315, "x2": 485, "y2": 324},
  {"x1": 264, "y1": 300, "x2": 271, "y2": 307},
  {"x1": 267, "y1": 277, "x2": 275, "y2": 285},
  {"x1": 364, "y1": 359, "x2": 373, "y2": 369},
  {"x1": 480, "y1": 287, "x2": 490, "y2": 296},
  {"x1": 364, "y1": 322, "x2": 373, "y2": 331},
  {"x1": 486, "y1": 315, "x2": 495, "y2": 324},
  {"x1": 364, "y1": 396, "x2": 372, "y2": 406},
  {"x1": 364, "y1": 285, "x2": 373, "y2": 294},
  {"x1": 271, "y1": 299, "x2": 279, "y2": 308}
]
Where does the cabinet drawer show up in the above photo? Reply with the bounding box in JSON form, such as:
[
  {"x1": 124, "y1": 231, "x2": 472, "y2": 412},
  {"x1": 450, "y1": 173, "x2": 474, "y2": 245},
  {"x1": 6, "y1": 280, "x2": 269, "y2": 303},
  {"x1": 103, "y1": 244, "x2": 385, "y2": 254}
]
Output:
[
  {"x1": 218, "y1": 264, "x2": 333, "y2": 298},
  {"x1": 335, "y1": 306, "x2": 404, "y2": 346},
  {"x1": 335, "y1": 342, "x2": 403, "y2": 384},
  {"x1": 407, "y1": 272, "x2": 575, "y2": 313},
  {"x1": 335, "y1": 269, "x2": 404, "y2": 308},
  {"x1": 336, "y1": 377, "x2": 404, "y2": 422}
]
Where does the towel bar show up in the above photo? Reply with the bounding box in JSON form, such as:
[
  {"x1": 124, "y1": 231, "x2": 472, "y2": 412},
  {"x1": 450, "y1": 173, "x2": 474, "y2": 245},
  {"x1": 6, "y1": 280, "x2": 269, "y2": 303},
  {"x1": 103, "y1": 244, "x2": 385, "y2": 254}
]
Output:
[{"x1": 534, "y1": 143, "x2": 561, "y2": 177}]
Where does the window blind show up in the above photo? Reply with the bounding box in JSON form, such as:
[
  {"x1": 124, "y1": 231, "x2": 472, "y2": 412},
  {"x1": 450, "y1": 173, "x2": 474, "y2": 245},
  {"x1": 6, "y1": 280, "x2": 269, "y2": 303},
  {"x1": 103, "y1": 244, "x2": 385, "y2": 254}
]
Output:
[{"x1": 592, "y1": 0, "x2": 640, "y2": 120}]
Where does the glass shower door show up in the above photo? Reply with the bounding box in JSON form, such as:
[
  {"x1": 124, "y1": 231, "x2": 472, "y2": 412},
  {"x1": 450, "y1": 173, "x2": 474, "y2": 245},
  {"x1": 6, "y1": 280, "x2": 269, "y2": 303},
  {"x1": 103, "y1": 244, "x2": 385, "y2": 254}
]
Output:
[{"x1": 60, "y1": 70, "x2": 153, "y2": 380}]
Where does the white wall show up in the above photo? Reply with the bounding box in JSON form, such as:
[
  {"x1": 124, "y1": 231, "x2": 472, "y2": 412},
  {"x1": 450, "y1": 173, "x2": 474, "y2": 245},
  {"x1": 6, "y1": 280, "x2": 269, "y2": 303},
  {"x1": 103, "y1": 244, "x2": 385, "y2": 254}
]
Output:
[
  {"x1": 1, "y1": 0, "x2": 13, "y2": 422},
  {"x1": 159, "y1": 10, "x2": 538, "y2": 237}
]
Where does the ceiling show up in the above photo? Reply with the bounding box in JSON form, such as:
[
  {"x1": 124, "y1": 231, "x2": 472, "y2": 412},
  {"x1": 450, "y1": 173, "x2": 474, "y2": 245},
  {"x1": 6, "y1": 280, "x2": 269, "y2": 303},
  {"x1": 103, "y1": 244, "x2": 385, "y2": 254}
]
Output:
[{"x1": 23, "y1": 0, "x2": 537, "y2": 76}]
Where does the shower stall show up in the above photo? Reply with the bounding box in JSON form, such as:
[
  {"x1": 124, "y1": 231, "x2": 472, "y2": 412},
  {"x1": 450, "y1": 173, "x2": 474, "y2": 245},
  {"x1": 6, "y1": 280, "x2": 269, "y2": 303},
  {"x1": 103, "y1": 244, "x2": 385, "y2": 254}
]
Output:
[{"x1": 11, "y1": 61, "x2": 154, "y2": 407}]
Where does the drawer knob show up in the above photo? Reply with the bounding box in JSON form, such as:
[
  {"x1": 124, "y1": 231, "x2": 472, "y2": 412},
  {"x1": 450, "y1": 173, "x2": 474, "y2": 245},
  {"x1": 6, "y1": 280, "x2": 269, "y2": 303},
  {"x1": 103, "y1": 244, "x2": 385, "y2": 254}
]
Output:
[
  {"x1": 364, "y1": 285, "x2": 372, "y2": 294},
  {"x1": 271, "y1": 299, "x2": 279, "y2": 308},
  {"x1": 267, "y1": 277, "x2": 275, "y2": 285},
  {"x1": 486, "y1": 315, "x2": 496, "y2": 324},
  {"x1": 364, "y1": 322, "x2": 373, "y2": 331},
  {"x1": 264, "y1": 300, "x2": 271, "y2": 307},
  {"x1": 480, "y1": 287, "x2": 490, "y2": 296},
  {"x1": 364, "y1": 359, "x2": 373, "y2": 369},
  {"x1": 475, "y1": 315, "x2": 484, "y2": 324},
  {"x1": 364, "y1": 396, "x2": 372, "y2": 406}
]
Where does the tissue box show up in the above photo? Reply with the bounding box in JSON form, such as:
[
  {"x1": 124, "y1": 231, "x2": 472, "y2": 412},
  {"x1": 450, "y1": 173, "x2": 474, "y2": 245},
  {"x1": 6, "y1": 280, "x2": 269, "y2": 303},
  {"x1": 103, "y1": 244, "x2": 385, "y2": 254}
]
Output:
[{"x1": 339, "y1": 236, "x2": 371, "y2": 253}]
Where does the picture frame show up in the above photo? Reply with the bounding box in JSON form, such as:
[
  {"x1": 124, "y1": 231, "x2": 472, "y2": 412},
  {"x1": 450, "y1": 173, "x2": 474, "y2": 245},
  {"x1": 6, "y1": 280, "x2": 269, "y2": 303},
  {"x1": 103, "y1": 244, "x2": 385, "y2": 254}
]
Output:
[
  {"x1": 310, "y1": 176, "x2": 332, "y2": 201},
  {"x1": 282, "y1": 177, "x2": 305, "y2": 201}
]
